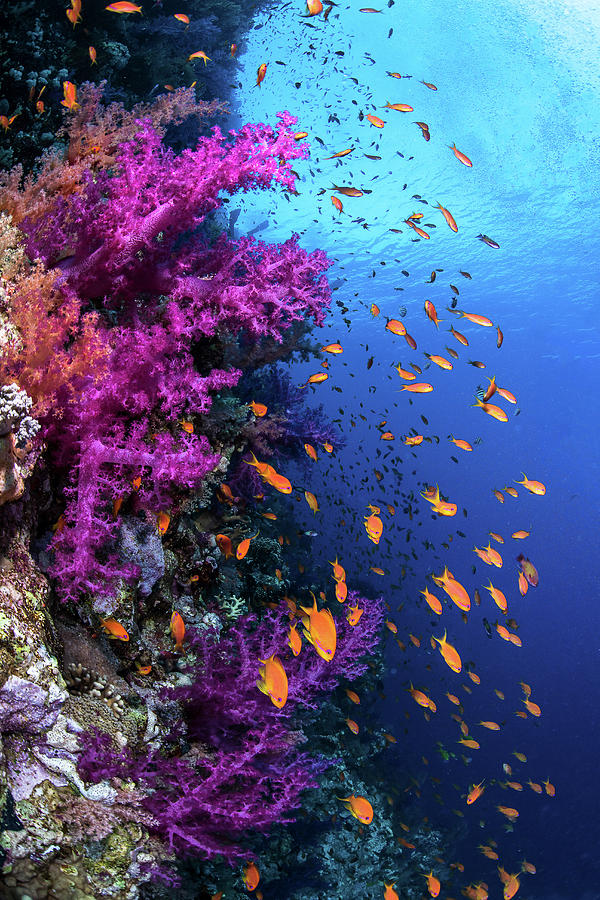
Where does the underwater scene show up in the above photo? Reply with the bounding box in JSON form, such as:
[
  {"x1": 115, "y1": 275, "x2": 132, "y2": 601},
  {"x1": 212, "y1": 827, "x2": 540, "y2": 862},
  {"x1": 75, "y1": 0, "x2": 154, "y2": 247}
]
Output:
[{"x1": 1, "y1": 0, "x2": 599, "y2": 897}]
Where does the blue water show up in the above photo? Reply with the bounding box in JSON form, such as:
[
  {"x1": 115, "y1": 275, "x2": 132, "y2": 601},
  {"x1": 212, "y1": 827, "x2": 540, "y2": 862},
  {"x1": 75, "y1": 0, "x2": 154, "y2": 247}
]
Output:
[{"x1": 231, "y1": 1, "x2": 600, "y2": 897}]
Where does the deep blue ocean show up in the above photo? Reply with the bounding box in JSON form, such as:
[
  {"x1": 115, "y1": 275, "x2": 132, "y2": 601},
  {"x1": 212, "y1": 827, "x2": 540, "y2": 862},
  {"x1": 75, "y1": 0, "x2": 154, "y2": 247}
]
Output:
[{"x1": 231, "y1": 2, "x2": 600, "y2": 898}]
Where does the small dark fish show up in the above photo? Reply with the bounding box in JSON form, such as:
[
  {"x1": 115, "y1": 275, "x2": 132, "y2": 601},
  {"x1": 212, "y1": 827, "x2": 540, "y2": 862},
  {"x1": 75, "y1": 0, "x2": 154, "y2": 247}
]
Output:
[
  {"x1": 468, "y1": 360, "x2": 486, "y2": 369},
  {"x1": 450, "y1": 297, "x2": 458, "y2": 308},
  {"x1": 483, "y1": 618, "x2": 492, "y2": 638},
  {"x1": 426, "y1": 271, "x2": 436, "y2": 283},
  {"x1": 398, "y1": 306, "x2": 406, "y2": 317},
  {"x1": 450, "y1": 284, "x2": 459, "y2": 294},
  {"x1": 478, "y1": 233, "x2": 500, "y2": 249},
  {"x1": 401, "y1": 270, "x2": 409, "y2": 277},
  {"x1": 460, "y1": 270, "x2": 472, "y2": 279},
  {"x1": 367, "y1": 356, "x2": 374, "y2": 369}
]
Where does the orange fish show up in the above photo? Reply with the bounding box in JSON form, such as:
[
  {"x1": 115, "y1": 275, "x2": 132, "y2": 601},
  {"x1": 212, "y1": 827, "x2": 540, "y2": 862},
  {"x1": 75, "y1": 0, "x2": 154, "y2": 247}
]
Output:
[
  {"x1": 466, "y1": 780, "x2": 485, "y2": 804},
  {"x1": 512, "y1": 530, "x2": 530, "y2": 540},
  {"x1": 364, "y1": 510, "x2": 383, "y2": 544},
  {"x1": 236, "y1": 531, "x2": 258, "y2": 560},
  {"x1": 425, "y1": 300, "x2": 440, "y2": 328},
  {"x1": 515, "y1": 473, "x2": 546, "y2": 495},
  {"x1": 300, "y1": 594, "x2": 337, "y2": 661},
  {"x1": 157, "y1": 511, "x2": 170, "y2": 535},
  {"x1": 324, "y1": 147, "x2": 355, "y2": 159},
  {"x1": 170, "y1": 611, "x2": 185, "y2": 651},
  {"x1": 421, "y1": 485, "x2": 456, "y2": 517},
  {"x1": 335, "y1": 580, "x2": 348, "y2": 603},
  {"x1": 306, "y1": 0, "x2": 323, "y2": 14},
  {"x1": 337, "y1": 794, "x2": 373, "y2": 824},
  {"x1": 188, "y1": 50, "x2": 211, "y2": 64},
  {"x1": 216, "y1": 533, "x2": 233, "y2": 558},
  {"x1": 105, "y1": 1, "x2": 143, "y2": 11},
  {"x1": 459, "y1": 738, "x2": 480, "y2": 749},
  {"x1": 345, "y1": 717, "x2": 359, "y2": 734},
  {"x1": 386, "y1": 319, "x2": 407, "y2": 336},
  {"x1": 405, "y1": 219, "x2": 430, "y2": 239},
  {"x1": 449, "y1": 436, "x2": 473, "y2": 451},
  {"x1": 500, "y1": 872, "x2": 520, "y2": 900},
  {"x1": 543, "y1": 778, "x2": 555, "y2": 796},
  {"x1": 249, "y1": 400, "x2": 268, "y2": 417},
  {"x1": 383, "y1": 102, "x2": 413, "y2": 112},
  {"x1": 458, "y1": 310, "x2": 493, "y2": 327},
  {"x1": 367, "y1": 114, "x2": 385, "y2": 128},
  {"x1": 88, "y1": 46, "x2": 97, "y2": 64},
  {"x1": 66, "y1": 0, "x2": 82, "y2": 26},
  {"x1": 60, "y1": 81, "x2": 80, "y2": 111},
  {"x1": 100, "y1": 618, "x2": 129, "y2": 641},
  {"x1": 449, "y1": 325, "x2": 469, "y2": 346},
  {"x1": 332, "y1": 195, "x2": 344, "y2": 213},
  {"x1": 257, "y1": 654, "x2": 288, "y2": 708},
  {"x1": 497, "y1": 805, "x2": 519, "y2": 821},
  {"x1": 473, "y1": 398, "x2": 508, "y2": 422},
  {"x1": 435, "y1": 202, "x2": 458, "y2": 232},
  {"x1": 304, "y1": 490, "x2": 319, "y2": 514},
  {"x1": 433, "y1": 630, "x2": 462, "y2": 673},
  {"x1": 433, "y1": 566, "x2": 470, "y2": 611},
  {"x1": 322, "y1": 441, "x2": 334, "y2": 453},
  {"x1": 346, "y1": 604, "x2": 363, "y2": 626},
  {"x1": 485, "y1": 581, "x2": 508, "y2": 613},
  {"x1": 504, "y1": 486, "x2": 519, "y2": 497},
  {"x1": 523, "y1": 698, "x2": 541, "y2": 716},
  {"x1": 426, "y1": 353, "x2": 453, "y2": 371},
  {"x1": 424, "y1": 871, "x2": 441, "y2": 897},
  {"x1": 395, "y1": 364, "x2": 416, "y2": 380},
  {"x1": 370, "y1": 303, "x2": 380, "y2": 317},
  {"x1": 255, "y1": 63, "x2": 268, "y2": 87},
  {"x1": 346, "y1": 688, "x2": 360, "y2": 704},
  {"x1": 450, "y1": 143, "x2": 473, "y2": 167},
  {"x1": 135, "y1": 662, "x2": 152, "y2": 675},
  {"x1": 409, "y1": 684, "x2": 430, "y2": 707},
  {"x1": 384, "y1": 884, "x2": 400, "y2": 900},
  {"x1": 230, "y1": 43, "x2": 237, "y2": 56},
  {"x1": 330, "y1": 556, "x2": 346, "y2": 582},
  {"x1": 321, "y1": 342, "x2": 343, "y2": 354},
  {"x1": 404, "y1": 434, "x2": 423, "y2": 446},
  {"x1": 242, "y1": 861, "x2": 260, "y2": 891},
  {"x1": 174, "y1": 12, "x2": 190, "y2": 22},
  {"x1": 400, "y1": 382, "x2": 433, "y2": 393},
  {"x1": 479, "y1": 720, "x2": 500, "y2": 730}
]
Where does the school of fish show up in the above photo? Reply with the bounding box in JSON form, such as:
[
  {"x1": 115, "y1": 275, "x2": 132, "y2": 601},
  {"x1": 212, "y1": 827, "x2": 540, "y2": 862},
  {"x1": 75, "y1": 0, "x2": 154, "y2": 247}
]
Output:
[{"x1": 45, "y1": 0, "x2": 554, "y2": 896}]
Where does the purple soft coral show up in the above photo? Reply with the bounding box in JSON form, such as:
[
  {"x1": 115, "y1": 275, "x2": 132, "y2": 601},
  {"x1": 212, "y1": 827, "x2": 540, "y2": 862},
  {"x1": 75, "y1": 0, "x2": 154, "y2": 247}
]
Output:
[{"x1": 78, "y1": 594, "x2": 383, "y2": 860}]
